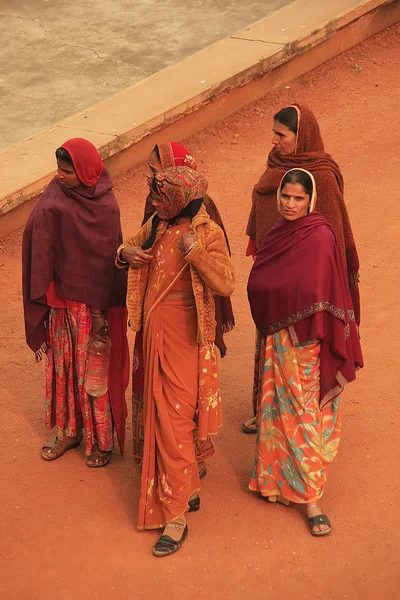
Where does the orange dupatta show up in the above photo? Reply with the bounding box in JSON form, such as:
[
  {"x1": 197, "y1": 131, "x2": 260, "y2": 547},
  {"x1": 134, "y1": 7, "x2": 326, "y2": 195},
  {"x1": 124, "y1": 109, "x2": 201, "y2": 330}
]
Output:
[{"x1": 138, "y1": 224, "x2": 222, "y2": 529}]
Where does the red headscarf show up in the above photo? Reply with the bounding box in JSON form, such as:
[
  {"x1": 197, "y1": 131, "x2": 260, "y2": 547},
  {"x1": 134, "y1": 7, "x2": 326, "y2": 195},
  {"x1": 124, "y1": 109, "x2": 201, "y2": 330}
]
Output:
[
  {"x1": 61, "y1": 138, "x2": 104, "y2": 186},
  {"x1": 157, "y1": 142, "x2": 197, "y2": 170},
  {"x1": 247, "y1": 170, "x2": 363, "y2": 406}
]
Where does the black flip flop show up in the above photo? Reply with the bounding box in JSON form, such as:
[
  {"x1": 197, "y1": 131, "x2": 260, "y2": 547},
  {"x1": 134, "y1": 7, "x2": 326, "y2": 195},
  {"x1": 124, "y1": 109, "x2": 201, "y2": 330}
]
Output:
[{"x1": 241, "y1": 417, "x2": 257, "y2": 434}]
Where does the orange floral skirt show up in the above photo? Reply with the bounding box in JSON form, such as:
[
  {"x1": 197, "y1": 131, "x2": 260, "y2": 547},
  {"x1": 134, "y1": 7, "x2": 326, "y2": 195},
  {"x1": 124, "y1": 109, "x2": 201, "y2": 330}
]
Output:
[{"x1": 249, "y1": 328, "x2": 341, "y2": 503}]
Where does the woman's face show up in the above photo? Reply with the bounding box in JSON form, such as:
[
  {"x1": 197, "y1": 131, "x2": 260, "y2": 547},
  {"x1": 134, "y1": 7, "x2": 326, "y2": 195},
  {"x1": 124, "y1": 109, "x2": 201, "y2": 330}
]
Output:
[
  {"x1": 146, "y1": 150, "x2": 162, "y2": 187},
  {"x1": 150, "y1": 186, "x2": 169, "y2": 220},
  {"x1": 57, "y1": 159, "x2": 80, "y2": 188},
  {"x1": 271, "y1": 120, "x2": 297, "y2": 155},
  {"x1": 280, "y1": 182, "x2": 311, "y2": 221}
]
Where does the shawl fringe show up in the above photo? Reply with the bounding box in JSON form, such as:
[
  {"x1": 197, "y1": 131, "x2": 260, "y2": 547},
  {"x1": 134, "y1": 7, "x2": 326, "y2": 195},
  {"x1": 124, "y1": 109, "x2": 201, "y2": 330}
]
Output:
[
  {"x1": 35, "y1": 341, "x2": 49, "y2": 363},
  {"x1": 349, "y1": 271, "x2": 360, "y2": 287},
  {"x1": 222, "y1": 320, "x2": 235, "y2": 334}
]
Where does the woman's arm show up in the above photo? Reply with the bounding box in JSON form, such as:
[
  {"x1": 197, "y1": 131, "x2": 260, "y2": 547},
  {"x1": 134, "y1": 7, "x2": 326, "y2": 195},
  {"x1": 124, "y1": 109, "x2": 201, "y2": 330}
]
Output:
[
  {"x1": 115, "y1": 218, "x2": 155, "y2": 269},
  {"x1": 184, "y1": 224, "x2": 235, "y2": 297}
]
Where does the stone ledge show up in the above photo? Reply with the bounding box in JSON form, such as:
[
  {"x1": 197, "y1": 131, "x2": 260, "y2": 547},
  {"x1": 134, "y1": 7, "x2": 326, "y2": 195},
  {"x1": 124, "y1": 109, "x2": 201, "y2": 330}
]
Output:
[{"x1": 0, "y1": 0, "x2": 398, "y2": 236}]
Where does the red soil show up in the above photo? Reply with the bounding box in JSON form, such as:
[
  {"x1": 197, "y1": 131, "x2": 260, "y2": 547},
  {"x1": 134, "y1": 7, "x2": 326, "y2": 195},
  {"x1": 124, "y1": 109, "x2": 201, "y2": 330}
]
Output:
[{"x1": 1, "y1": 23, "x2": 399, "y2": 600}]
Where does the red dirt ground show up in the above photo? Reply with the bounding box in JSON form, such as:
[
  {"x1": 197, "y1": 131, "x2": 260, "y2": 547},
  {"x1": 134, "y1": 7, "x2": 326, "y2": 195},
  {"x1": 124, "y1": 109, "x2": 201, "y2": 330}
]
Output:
[{"x1": 1, "y1": 23, "x2": 399, "y2": 600}]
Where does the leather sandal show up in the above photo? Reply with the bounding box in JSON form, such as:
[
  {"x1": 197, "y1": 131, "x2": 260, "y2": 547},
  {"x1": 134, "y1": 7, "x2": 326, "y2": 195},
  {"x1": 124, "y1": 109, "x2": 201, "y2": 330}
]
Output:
[
  {"x1": 188, "y1": 495, "x2": 200, "y2": 512},
  {"x1": 153, "y1": 524, "x2": 188, "y2": 557},
  {"x1": 266, "y1": 495, "x2": 290, "y2": 507},
  {"x1": 308, "y1": 513, "x2": 332, "y2": 537},
  {"x1": 198, "y1": 462, "x2": 207, "y2": 479},
  {"x1": 241, "y1": 417, "x2": 257, "y2": 434},
  {"x1": 40, "y1": 435, "x2": 82, "y2": 461},
  {"x1": 86, "y1": 447, "x2": 112, "y2": 468}
]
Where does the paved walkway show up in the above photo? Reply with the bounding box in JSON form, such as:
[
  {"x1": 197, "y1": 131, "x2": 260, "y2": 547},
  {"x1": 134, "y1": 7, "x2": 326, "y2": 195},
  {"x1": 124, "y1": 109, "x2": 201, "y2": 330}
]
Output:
[{"x1": 0, "y1": 0, "x2": 291, "y2": 150}]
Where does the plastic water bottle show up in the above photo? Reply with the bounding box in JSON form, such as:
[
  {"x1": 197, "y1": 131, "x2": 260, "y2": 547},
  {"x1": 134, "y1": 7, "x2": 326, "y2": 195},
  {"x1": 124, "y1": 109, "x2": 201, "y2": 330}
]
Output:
[{"x1": 85, "y1": 333, "x2": 111, "y2": 397}]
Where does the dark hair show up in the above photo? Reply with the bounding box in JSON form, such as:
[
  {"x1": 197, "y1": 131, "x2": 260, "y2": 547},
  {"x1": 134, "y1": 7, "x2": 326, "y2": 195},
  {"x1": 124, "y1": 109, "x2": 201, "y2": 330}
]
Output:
[
  {"x1": 55, "y1": 147, "x2": 74, "y2": 166},
  {"x1": 171, "y1": 198, "x2": 203, "y2": 223},
  {"x1": 142, "y1": 214, "x2": 161, "y2": 250},
  {"x1": 273, "y1": 106, "x2": 298, "y2": 134},
  {"x1": 280, "y1": 169, "x2": 313, "y2": 197},
  {"x1": 142, "y1": 179, "x2": 204, "y2": 250},
  {"x1": 153, "y1": 145, "x2": 161, "y2": 162}
]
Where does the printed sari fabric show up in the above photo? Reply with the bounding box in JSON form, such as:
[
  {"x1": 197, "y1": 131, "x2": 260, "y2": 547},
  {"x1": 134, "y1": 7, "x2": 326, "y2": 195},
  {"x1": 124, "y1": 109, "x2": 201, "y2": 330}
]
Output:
[
  {"x1": 249, "y1": 329, "x2": 341, "y2": 503},
  {"x1": 132, "y1": 335, "x2": 215, "y2": 464},
  {"x1": 45, "y1": 304, "x2": 113, "y2": 456},
  {"x1": 138, "y1": 223, "x2": 221, "y2": 529}
]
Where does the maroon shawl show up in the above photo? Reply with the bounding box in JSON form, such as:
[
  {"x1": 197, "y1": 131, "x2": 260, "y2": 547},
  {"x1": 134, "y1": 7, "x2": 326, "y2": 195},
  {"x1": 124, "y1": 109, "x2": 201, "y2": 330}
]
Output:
[
  {"x1": 246, "y1": 104, "x2": 360, "y2": 325},
  {"x1": 22, "y1": 170, "x2": 127, "y2": 355},
  {"x1": 247, "y1": 212, "x2": 363, "y2": 406}
]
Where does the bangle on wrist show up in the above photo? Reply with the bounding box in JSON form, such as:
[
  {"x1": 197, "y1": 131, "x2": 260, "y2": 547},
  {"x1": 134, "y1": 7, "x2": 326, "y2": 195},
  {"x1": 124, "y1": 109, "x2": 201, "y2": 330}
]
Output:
[
  {"x1": 186, "y1": 241, "x2": 198, "y2": 254},
  {"x1": 117, "y1": 244, "x2": 128, "y2": 264},
  {"x1": 116, "y1": 254, "x2": 128, "y2": 266},
  {"x1": 91, "y1": 312, "x2": 104, "y2": 317}
]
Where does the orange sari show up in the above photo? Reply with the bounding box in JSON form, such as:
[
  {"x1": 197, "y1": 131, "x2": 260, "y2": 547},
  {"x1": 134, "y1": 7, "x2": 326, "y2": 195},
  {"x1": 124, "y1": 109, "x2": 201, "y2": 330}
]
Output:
[{"x1": 138, "y1": 223, "x2": 221, "y2": 530}]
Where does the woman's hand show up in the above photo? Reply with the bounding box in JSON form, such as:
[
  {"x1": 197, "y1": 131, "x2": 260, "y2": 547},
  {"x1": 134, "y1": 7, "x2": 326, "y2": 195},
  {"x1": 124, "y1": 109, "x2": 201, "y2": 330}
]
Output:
[
  {"x1": 178, "y1": 232, "x2": 198, "y2": 253},
  {"x1": 91, "y1": 315, "x2": 108, "y2": 338},
  {"x1": 121, "y1": 246, "x2": 153, "y2": 269}
]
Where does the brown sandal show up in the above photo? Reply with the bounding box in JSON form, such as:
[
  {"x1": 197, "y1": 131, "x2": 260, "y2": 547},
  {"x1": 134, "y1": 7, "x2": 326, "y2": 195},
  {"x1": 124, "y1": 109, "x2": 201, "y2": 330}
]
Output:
[
  {"x1": 266, "y1": 495, "x2": 290, "y2": 507},
  {"x1": 241, "y1": 417, "x2": 257, "y2": 434},
  {"x1": 198, "y1": 461, "x2": 207, "y2": 479},
  {"x1": 40, "y1": 435, "x2": 82, "y2": 461},
  {"x1": 86, "y1": 447, "x2": 112, "y2": 468}
]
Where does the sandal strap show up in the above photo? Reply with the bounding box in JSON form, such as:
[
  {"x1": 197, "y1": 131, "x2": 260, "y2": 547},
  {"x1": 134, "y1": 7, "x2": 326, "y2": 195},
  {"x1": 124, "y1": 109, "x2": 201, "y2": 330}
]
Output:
[
  {"x1": 42, "y1": 436, "x2": 62, "y2": 451},
  {"x1": 308, "y1": 514, "x2": 331, "y2": 528},
  {"x1": 86, "y1": 450, "x2": 111, "y2": 467},
  {"x1": 154, "y1": 535, "x2": 181, "y2": 551}
]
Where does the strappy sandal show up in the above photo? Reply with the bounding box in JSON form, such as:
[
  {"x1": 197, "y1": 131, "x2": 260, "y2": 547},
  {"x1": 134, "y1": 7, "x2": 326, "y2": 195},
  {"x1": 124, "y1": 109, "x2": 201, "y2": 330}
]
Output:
[
  {"x1": 153, "y1": 524, "x2": 188, "y2": 557},
  {"x1": 198, "y1": 462, "x2": 207, "y2": 479},
  {"x1": 86, "y1": 447, "x2": 112, "y2": 468},
  {"x1": 40, "y1": 435, "x2": 82, "y2": 461},
  {"x1": 308, "y1": 512, "x2": 332, "y2": 537},
  {"x1": 188, "y1": 495, "x2": 200, "y2": 513},
  {"x1": 241, "y1": 417, "x2": 257, "y2": 434},
  {"x1": 266, "y1": 495, "x2": 290, "y2": 507}
]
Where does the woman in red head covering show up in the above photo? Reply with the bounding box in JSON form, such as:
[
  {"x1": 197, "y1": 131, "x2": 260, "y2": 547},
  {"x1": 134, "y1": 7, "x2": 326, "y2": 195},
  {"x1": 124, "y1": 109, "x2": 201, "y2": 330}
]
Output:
[
  {"x1": 243, "y1": 104, "x2": 360, "y2": 434},
  {"x1": 118, "y1": 166, "x2": 235, "y2": 555},
  {"x1": 247, "y1": 168, "x2": 363, "y2": 536},
  {"x1": 130, "y1": 141, "x2": 235, "y2": 480},
  {"x1": 22, "y1": 138, "x2": 129, "y2": 467}
]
